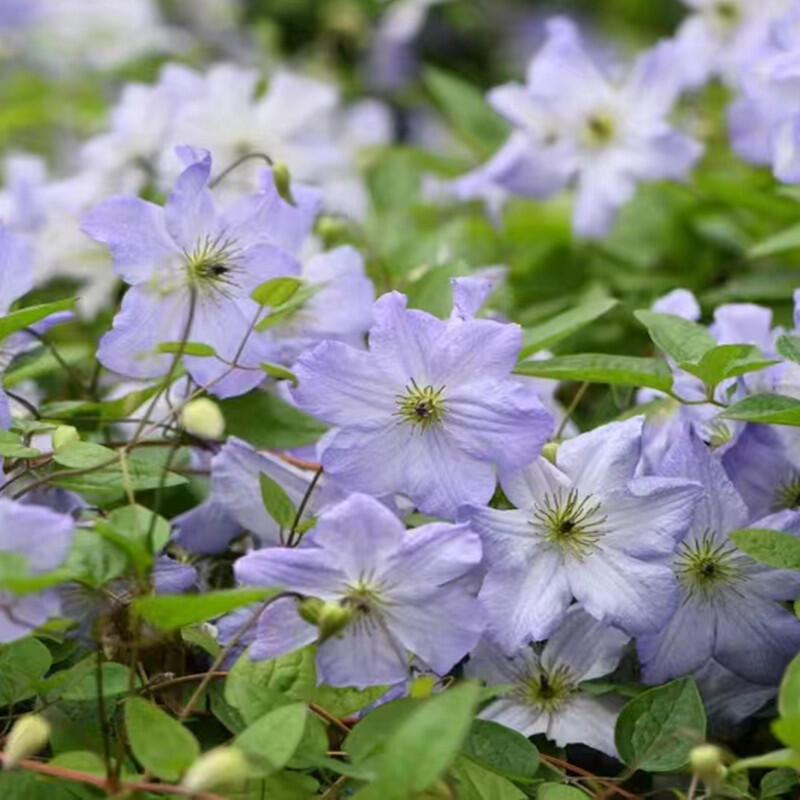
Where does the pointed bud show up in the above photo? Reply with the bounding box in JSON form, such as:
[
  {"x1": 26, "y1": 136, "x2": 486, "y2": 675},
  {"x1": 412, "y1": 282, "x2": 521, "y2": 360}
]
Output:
[
  {"x1": 180, "y1": 398, "x2": 225, "y2": 440},
  {"x1": 317, "y1": 603, "x2": 353, "y2": 643},
  {"x1": 541, "y1": 442, "x2": 559, "y2": 464},
  {"x1": 689, "y1": 744, "x2": 726, "y2": 783},
  {"x1": 4, "y1": 714, "x2": 51, "y2": 768},
  {"x1": 296, "y1": 596, "x2": 324, "y2": 626},
  {"x1": 272, "y1": 162, "x2": 295, "y2": 206},
  {"x1": 182, "y1": 747, "x2": 249, "y2": 793},
  {"x1": 52, "y1": 425, "x2": 79, "y2": 451}
]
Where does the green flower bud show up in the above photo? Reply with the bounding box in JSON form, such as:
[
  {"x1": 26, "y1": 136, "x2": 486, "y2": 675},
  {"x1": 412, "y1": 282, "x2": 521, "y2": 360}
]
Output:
[
  {"x1": 296, "y1": 596, "x2": 325, "y2": 626},
  {"x1": 541, "y1": 442, "x2": 559, "y2": 464},
  {"x1": 4, "y1": 714, "x2": 51, "y2": 769},
  {"x1": 180, "y1": 398, "x2": 225, "y2": 440},
  {"x1": 317, "y1": 602, "x2": 353, "y2": 643},
  {"x1": 272, "y1": 162, "x2": 295, "y2": 206},
  {"x1": 689, "y1": 744, "x2": 726, "y2": 782},
  {"x1": 182, "y1": 746, "x2": 249, "y2": 793},
  {"x1": 52, "y1": 425, "x2": 79, "y2": 451},
  {"x1": 316, "y1": 215, "x2": 347, "y2": 248},
  {"x1": 410, "y1": 675, "x2": 437, "y2": 700}
]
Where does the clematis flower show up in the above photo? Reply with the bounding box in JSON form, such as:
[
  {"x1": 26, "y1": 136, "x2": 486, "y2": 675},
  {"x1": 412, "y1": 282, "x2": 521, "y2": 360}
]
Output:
[
  {"x1": 639, "y1": 426, "x2": 800, "y2": 685},
  {"x1": 82, "y1": 148, "x2": 319, "y2": 398},
  {"x1": 0, "y1": 499, "x2": 75, "y2": 642},
  {"x1": 234, "y1": 493, "x2": 485, "y2": 688},
  {"x1": 466, "y1": 607, "x2": 629, "y2": 757},
  {"x1": 443, "y1": 18, "x2": 702, "y2": 237},
  {"x1": 463, "y1": 416, "x2": 701, "y2": 652},
  {"x1": 291, "y1": 277, "x2": 553, "y2": 519},
  {"x1": 674, "y1": 0, "x2": 791, "y2": 89}
]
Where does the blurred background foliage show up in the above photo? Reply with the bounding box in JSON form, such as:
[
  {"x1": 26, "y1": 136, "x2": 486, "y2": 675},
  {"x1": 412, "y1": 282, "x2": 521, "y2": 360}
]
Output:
[{"x1": 3, "y1": 0, "x2": 800, "y2": 436}]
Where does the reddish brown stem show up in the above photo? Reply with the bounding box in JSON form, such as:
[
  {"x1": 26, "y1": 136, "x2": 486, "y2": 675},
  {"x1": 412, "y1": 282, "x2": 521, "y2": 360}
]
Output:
[
  {"x1": 539, "y1": 754, "x2": 642, "y2": 800},
  {"x1": 0, "y1": 753, "x2": 224, "y2": 800}
]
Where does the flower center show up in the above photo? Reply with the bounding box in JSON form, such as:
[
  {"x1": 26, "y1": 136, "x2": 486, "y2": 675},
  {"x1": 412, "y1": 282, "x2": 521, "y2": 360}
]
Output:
[
  {"x1": 773, "y1": 474, "x2": 800, "y2": 511},
  {"x1": 676, "y1": 533, "x2": 742, "y2": 598},
  {"x1": 342, "y1": 581, "x2": 383, "y2": 616},
  {"x1": 701, "y1": 417, "x2": 733, "y2": 450},
  {"x1": 513, "y1": 663, "x2": 576, "y2": 714},
  {"x1": 582, "y1": 111, "x2": 616, "y2": 148},
  {"x1": 395, "y1": 380, "x2": 446, "y2": 430},
  {"x1": 530, "y1": 489, "x2": 606, "y2": 558},
  {"x1": 184, "y1": 234, "x2": 242, "y2": 296}
]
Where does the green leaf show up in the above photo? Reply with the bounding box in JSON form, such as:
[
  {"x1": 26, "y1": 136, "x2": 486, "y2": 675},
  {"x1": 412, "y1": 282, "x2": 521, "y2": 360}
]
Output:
[
  {"x1": 63, "y1": 528, "x2": 128, "y2": 587},
  {"x1": 251, "y1": 277, "x2": 303, "y2": 306},
  {"x1": 345, "y1": 698, "x2": 422, "y2": 763},
  {"x1": 423, "y1": 66, "x2": 509, "y2": 157},
  {"x1": 514, "y1": 354, "x2": 673, "y2": 393},
  {"x1": 311, "y1": 683, "x2": 390, "y2": 719},
  {"x1": 0, "y1": 552, "x2": 72, "y2": 594},
  {"x1": 225, "y1": 646, "x2": 317, "y2": 725},
  {"x1": 52, "y1": 441, "x2": 117, "y2": 469},
  {"x1": 259, "y1": 472, "x2": 297, "y2": 530},
  {"x1": 723, "y1": 394, "x2": 800, "y2": 427},
  {"x1": 634, "y1": 310, "x2": 717, "y2": 365},
  {"x1": 49, "y1": 750, "x2": 106, "y2": 776},
  {"x1": 125, "y1": 696, "x2": 199, "y2": 781},
  {"x1": 614, "y1": 677, "x2": 706, "y2": 772},
  {"x1": 236, "y1": 702, "x2": 308, "y2": 775},
  {"x1": 730, "y1": 528, "x2": 800, "y2": 570},
  {"x1": 255, "y1": 283, "x2": 324, "y2": 331},
  {"x1": 521, "y1": 296, "x2": 618, "y2": 357},
  {"x1": 50, "y1": 441, "x2": 187, "y2": 494},
  {"x1": 0, "y1": 431, "x2": 39, "y2": 458},
  {"x1": 461, "y1": 719, "x2": 539, "y2": 782},
  {"x1": 0, "y1": 297, "x2": 75, "y2": 341},
  {"x1": 354, "y1": 682, "x2": 480, "y2": 800},
  {"x1": 0, "y1": 638, "x2": 52, "y2": 706},
  {"x1": 780, "y1": 652, "x2": 800, "y2": 717},
  {"x1": 537, "y1": 783, "x2": 589, "y2": 800},
  {"x1": 682, "y1": 344, "x2": 776, "y2": 386},
  {"x1": 219, "y1": 390, "x2": 327, "y2": 449},
  {"x1": 452, "y1": 755, "x2": 527, "y2": 800},
  {"x1": 155, "y1": 341, "x2": 217, "y2": 357},
  {"x1": 731, "y1": 749, "x2": 800, "y2": 772},
  {"x1": 773, "y1": 715, "x2": 800, "y2": 752},
  {"x1": 260, "y1": 362, "x2": 298, "y2": 386},
  {"x1": 749, "y1": 222, "x2": 800, "y2": 258},
  {"x1": 760, "y1": 768, "x2": 799, "y2": 798},
  {"x1": 133, "y1": 587, "x2": 281, "y2": 631},
  {"x1": 777, "y1": 334, "x2": 800, "y2": 365}
]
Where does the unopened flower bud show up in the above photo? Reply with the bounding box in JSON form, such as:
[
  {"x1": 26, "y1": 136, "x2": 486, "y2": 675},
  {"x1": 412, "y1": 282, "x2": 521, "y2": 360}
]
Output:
[
  {"x1": 296, "y1": 596, "x2": 324, "y2": 626},
  {"x1": 272, "y1": 162, "x2": 295, "y2": 206},
  {"x1": 4, "y1": 714, "x2": 51, "y2": 768},
  {"x1": 182, "y1": 746, "x2": 249, "y2": 793},
  {"x1": 52, "y1": 425, "x2": 79, "y2": 451},
  {"x1": 317, "y1": 602, "x2": 353, "y2": 643},
  {"x1": 410, "y1": 675, "x2": 437, "y2": 699},
  {"x1": 316, "y1": 215, "x2": 347, "y2": 247},
  {"x1": 180, "y1": 398, "x2": 225, "y2": 440},
  {"x1": 689, "y1": 744, "x2": 726, "y2": 782},
  {"x1": 541, "y1": 442, "x2": 559, "y2": 464}
]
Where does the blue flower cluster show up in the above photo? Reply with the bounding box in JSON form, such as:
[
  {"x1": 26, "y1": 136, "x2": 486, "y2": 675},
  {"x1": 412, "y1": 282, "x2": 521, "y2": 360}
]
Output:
[{"x1": 4, "y1": 0, "x2": 800, "y2": 772}]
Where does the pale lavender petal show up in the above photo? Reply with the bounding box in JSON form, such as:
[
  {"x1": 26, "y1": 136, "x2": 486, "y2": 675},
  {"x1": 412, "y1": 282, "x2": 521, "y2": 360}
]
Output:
[
  {"x1": 80, "y1": 196, "x2": 175, "y2": 284},
  {"x1": 234, "y1": 547, "x2": 345, "y2": 599},
  {"x1": 172, "y1": 497, "x2": 242, "y2": 555},
  {"x1": 567, "y1": 546, "x2": 678, "y2": 635},
  {"x1": 250, "y1": 597, "x2": 317, "y2": 661},
  {"x1": 541, "y1": 606, "x2": 628, "y2": 682},
  {"x1": 316, "y1": 615, "x2": 408, "y2": 689},
  {"x1": 97, "y1": 285, "x2": 190, "y2": 378},
  {"x1": 292, "y1": 340, "x2": 399, "y2": 426},
  {"x1": 557, "y1": 416, "x2": 643, "y2": 494},
  {"x1": 548, "y1": 695, "x2": 622, "y2": 758},
  {"x1": 154, "y1": 557, "x2": 198, "y2": 594},
  {"x1": 450, "y1": 275, "x2": 493, "y2": 322},
  {"x1": 164, "y1": 148, "x2": 219, "y2": 250},
  {"x1": 0, "y1": 227, "x2": 33, "y2": 311},
  {"x1": 444, "y1": 379, "x2": 553, "y2": 470}
]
